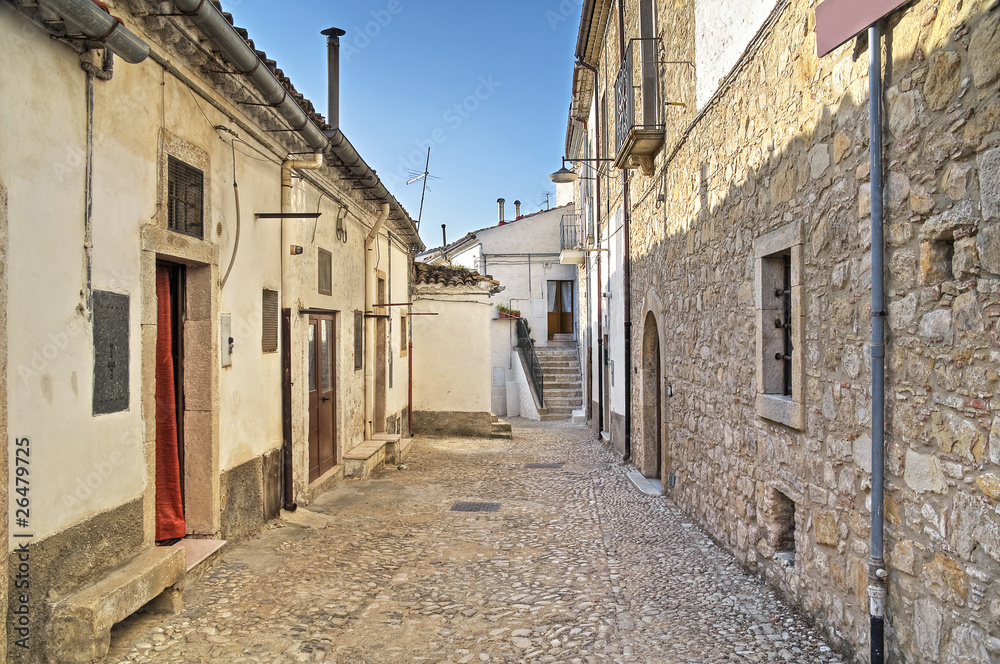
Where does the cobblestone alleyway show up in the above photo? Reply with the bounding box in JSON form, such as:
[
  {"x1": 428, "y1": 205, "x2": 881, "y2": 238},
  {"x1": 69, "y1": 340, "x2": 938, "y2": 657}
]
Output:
[{"x1": 103, "y1": 421, "x2": 846, "y2": 664}]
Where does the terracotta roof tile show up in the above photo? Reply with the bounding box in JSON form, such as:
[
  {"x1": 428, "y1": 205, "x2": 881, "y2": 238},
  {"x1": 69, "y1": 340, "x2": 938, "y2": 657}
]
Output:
[{"x1": 414, "y1": 262, "x2": 494, "y2": 288}]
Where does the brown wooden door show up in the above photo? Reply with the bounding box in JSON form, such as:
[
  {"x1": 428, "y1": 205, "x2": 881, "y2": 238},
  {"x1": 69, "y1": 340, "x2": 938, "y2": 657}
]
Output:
[
  {"x1": 547, "y1": 280, "x2": 575, "y2": 335},
  {"x1": 308, "y1": 315, "x2": 337, "y2": 482}
]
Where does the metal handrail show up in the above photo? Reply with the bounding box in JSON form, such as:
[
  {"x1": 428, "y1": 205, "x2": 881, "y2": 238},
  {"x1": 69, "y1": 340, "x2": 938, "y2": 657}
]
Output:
[{"x1": 515, "y1": 318, "x2": 544, "y2": 408}]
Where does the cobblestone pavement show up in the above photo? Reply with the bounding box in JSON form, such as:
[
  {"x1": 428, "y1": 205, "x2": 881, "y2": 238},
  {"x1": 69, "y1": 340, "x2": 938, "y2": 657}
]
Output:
[{"x1": 103, "y1": 420, "x2": 846, "y2": 664}]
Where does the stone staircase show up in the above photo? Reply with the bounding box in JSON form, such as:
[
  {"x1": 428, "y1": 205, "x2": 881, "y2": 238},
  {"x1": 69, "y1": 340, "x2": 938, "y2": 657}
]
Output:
[
  {"x1": 491, "y1": 415, "x2": 512, "y2": 439},
  {"x1": 534, "y1": 345, "x2": 583, "y2": 421}
]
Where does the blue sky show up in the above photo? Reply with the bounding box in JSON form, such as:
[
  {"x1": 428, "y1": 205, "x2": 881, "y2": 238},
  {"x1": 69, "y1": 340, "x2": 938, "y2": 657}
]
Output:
[{"x1": 228, "y1": 0, "x2": 582, "y2": 246}]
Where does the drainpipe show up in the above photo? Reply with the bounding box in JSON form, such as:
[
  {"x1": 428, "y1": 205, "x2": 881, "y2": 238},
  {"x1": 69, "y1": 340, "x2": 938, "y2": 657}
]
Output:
[
  {"x1": 279, "y1": 153, "x2": 323, "y2": 511},
  {"x1": 365, "y1": 204, "x2": 391, "y2": 437},
  {"x1": 867, "y1": 22, "x2": 888, "y2": 664},
  {"x1": 576, "y1": 57, "x2": 604, "y2": 435},
  {"x1": 617, "y1": 0, "x2": 634, "y2": 463},
  {"x1": 49, "y1": 0, "x2": 149, "y2": 63}
]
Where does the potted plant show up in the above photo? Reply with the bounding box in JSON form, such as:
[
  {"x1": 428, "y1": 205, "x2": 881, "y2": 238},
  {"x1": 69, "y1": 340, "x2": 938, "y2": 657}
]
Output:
[{"x1": 497, "y1": 303, "x2": 521, "y2": 319}]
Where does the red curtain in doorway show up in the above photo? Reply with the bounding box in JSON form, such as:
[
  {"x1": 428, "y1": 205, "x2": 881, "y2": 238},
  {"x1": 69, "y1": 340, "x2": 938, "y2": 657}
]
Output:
[{"x1": 155, "y1": 266, "x2": 186, "y2": 541}]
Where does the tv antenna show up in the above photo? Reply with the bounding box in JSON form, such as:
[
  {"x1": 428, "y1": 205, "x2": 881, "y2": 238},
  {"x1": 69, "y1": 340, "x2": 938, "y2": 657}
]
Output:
[{"x1": 406, "y1": 147, "x2": 439, "y2": 230}]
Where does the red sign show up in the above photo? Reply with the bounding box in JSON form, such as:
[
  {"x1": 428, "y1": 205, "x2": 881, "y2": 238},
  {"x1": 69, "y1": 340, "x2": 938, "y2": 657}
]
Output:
[{"x1": 815, "y1": 0, "x2": 912, "y2": 57}]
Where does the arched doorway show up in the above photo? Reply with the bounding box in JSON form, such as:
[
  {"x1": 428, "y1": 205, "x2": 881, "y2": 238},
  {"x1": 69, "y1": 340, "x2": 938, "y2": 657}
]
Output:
[{"x1": 641, "y1": 312, "x2": 662, "y2": 479}]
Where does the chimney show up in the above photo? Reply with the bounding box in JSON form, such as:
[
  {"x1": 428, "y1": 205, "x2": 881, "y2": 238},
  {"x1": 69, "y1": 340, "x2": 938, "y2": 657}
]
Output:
[
  {"x1": 514, "y1": 200, "x2": 522, "y2": 218},
  {"x1": 497, "y1": 198, "x2": 505, "y2": 224},
  {"x1": 321, "y1": 27, "x2": 347, "y2": 132},
  {"x1": 441, "y1": 224, "x2": 447, "y2": 248}
]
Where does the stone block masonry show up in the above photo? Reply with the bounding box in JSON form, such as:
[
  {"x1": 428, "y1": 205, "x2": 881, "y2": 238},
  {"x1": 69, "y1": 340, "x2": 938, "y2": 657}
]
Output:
[{"x1": 621, "y1": 0, "x2": 1000, "y2": 661}]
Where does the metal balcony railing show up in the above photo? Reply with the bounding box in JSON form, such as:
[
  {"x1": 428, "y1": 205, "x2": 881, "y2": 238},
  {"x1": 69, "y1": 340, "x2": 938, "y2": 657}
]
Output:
[
  {"x1": 560, "y1": 214, "x2": 581, "y2": 251},
  {"x1": 614, "y1": 37, "x2": 664, "y2": 157}
]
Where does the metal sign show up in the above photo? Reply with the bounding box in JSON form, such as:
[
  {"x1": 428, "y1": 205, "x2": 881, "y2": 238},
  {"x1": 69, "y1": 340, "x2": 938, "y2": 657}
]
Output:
[
  {"x1": 93, "y1": 291, "x2": 130, "y2": 415},
  {"x1": 815, "y1": 0, "x2": 911, "y2": 57}
]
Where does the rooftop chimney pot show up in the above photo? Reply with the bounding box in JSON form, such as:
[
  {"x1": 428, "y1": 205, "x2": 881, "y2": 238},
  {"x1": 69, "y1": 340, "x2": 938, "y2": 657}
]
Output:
[{"x1": 497, "y1": 198, "x2": 505, "y2": 224}]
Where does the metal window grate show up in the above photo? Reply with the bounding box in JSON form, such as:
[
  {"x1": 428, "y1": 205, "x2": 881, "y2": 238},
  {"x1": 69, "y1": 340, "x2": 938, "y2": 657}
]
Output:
[
  {"x1": 262, "y1": 289, "x2": 279, "y2": 353},
  {"x1": 318, "y1": 249, "x2": 332, "y2": 295},
  {"x1": 450, "y1": 502, "x2": 501, "y2": 513},
  {"x1": 167, "y1": 156, "x2": 204, "y2": 239},
  {"x1": 93, "y1": 291, "x2": 130, "y2": 415},
  {"x1": 775, "y1": 254, "x2": 793, "y2": 396},
  {"x1": 354, "y1": 310, "x2": 364, "y2": 371}
]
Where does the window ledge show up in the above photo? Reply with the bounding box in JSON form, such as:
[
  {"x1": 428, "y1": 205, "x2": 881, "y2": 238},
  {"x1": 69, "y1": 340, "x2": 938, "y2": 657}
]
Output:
[{"x1": 756, "y1": 393, "x2": 804, "y2": 430}]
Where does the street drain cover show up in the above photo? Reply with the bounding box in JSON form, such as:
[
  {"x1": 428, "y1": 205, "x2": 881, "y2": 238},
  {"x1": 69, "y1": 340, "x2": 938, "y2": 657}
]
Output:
[
  {"x1": 451, "y1": 502, "x2": 501, "y2": 513},
  {"x1": 525, "y1": 462, "x2": 565, "y2": 469}
]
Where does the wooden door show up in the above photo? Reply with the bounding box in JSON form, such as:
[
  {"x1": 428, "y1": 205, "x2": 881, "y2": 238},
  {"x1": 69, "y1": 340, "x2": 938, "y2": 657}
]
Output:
[
  {"x1": 547, "y1": 280, "x2": 575, "y2": 335},
  {"x1": 308, "y1": 315, "x2": 337, "y2": 482}
]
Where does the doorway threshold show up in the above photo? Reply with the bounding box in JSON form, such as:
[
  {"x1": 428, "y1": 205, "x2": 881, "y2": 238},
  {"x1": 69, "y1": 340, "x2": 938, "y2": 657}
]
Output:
[
  {"x1": 626, "y1": 470, "x2": 662, "y2": 497},
  {"x1": 171, "y1": 538, "x2": 226, "y2": 573}
]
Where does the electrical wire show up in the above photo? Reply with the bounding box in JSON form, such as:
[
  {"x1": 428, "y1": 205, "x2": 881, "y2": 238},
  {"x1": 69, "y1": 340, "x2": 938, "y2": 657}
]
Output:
[{"x1": 220, "y1": 139, "x2": 242, "y2": 290}]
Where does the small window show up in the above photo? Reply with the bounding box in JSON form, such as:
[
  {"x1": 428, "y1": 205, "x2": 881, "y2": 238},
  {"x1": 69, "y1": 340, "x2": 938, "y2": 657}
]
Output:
[
  {"x1": 765, "y1": 488, "x2": 796, "y2": 567},
  {"x1": 354, "y1": 310, "x2": 364, "y2": 371},
  {"x1": 754, "y1": 221, "x2": 804, "y2": 429},
  {"x1": 167, "y1": 156, "x2": 204, "y2": 239},
  {"x1": 318, "y1": 248, "x2": 332, "y2": 295},
  {"x1": 262, "y1": 289, "x2": 279, "y2": 353},
  {"x1": 400, "y1": 314, "x2": 408, "y2": 357}
]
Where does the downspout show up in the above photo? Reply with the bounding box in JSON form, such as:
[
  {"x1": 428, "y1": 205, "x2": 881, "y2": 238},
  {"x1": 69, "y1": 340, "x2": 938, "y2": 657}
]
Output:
[
  {"x1": 576, "y1": 58, "x2": 604, "y2": 434},
  {"x1": 867, "y1": 22, "x2": 888, "y2": 664},
  {"x1": 617, "y1": 0, "x2": 634, "y2": 463},
  {"x1": 279, "y1": 153, "x2": 323, "y2": 511},
  {"x1": 365, "y1": 204, "x2": 391, "y2": 437}
]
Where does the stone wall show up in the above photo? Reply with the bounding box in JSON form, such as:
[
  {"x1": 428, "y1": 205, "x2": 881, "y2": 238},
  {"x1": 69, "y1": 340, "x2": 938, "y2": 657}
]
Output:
[{"x1": 617, "y1": 0, "x2": 1000, "y2": 661}]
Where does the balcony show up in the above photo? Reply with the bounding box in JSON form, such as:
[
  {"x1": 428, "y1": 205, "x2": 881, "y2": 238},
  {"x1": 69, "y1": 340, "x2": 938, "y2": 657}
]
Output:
[
  {"x1": 559, "y1": 213, "x2": 585, "y2": 265},
  {"x1": 613, "y1": 38, "x2": 665, "y2": 176}
]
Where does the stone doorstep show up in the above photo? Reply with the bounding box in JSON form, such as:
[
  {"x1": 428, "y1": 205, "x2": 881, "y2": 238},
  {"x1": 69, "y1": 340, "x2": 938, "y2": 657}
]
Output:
[
  {"x1": 397, "y1": 436, "x2": 415, "y2": 463},
  {"x1": 344, "y1": 439, "x2": 388, "y2": 479},
  {"x1": 169, "y1": 538, "x2": 227, "y2": 592},
  {"x1": 50, "y1": 546, "x2": 186, "y2": 664},
  {"x1": 173, "y1": 538, "x2": 227, "y2": 573}
]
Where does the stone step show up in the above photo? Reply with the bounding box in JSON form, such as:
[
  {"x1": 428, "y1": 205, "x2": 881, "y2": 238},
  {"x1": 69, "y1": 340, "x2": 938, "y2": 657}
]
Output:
[
  {"x1": 539, "y1": 366, "x2": 580, "y2": 374},
  {"x1": 51, "y1": 547, "x2": 186, "y2": 663},
  {"x1": 543, "y1": 387, "x2": 583, "y2": 395},
  {"x1": 344, "y1": 439, "x2": 388, "y2": 479},
  {"x1": 545, "y1": 398, "x2": 582, "y2": 408},
  {"x1": 544, "y1": 382, "x2": 582, "y2": 391},
  {"x1": 491, "y1": 418, "x2": 512, "y2": 440},
  {"x1": 371, "y1": 433, "x2": 408, "y2": 465}
]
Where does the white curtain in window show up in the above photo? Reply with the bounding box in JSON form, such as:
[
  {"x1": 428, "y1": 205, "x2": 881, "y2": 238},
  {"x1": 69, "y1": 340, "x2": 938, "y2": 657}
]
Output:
[
  {"x1": 547, "y1": 281, "x2": 557, "y2": 313},
  {"x1": 561, "y1": 283, "x2": 573, "y2": 313}
]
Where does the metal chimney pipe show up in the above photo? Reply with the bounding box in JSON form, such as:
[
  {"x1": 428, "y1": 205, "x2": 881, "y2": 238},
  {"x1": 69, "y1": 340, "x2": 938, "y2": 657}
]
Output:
[
  {"x1": 514, "y1": 200, "x2": 522, "y2": 218},
  {"x1": 321, "y1": 27, "x2": 347, "y2": 131},
  {"x1": 497, "y1": 198, "x2": 506, "y2": 223},
  {"x1": 441, "y1": 224, "x2": 447, "y2": 248}
]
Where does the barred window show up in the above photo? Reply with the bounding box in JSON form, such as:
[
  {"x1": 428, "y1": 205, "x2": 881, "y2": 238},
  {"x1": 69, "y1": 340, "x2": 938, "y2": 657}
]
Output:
[
  {"x1": 318, "y1": 248, "x2": 332, "y2": 295},
  {"x1": 354, "y1": 310, "x2": 364, "y2": 371},
  {"x1": 262, "y1": 289, "x2": 279, "y2": 353},
  {"x1": 167, "y1": 156, "x2": 204, "y2": 239}
]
